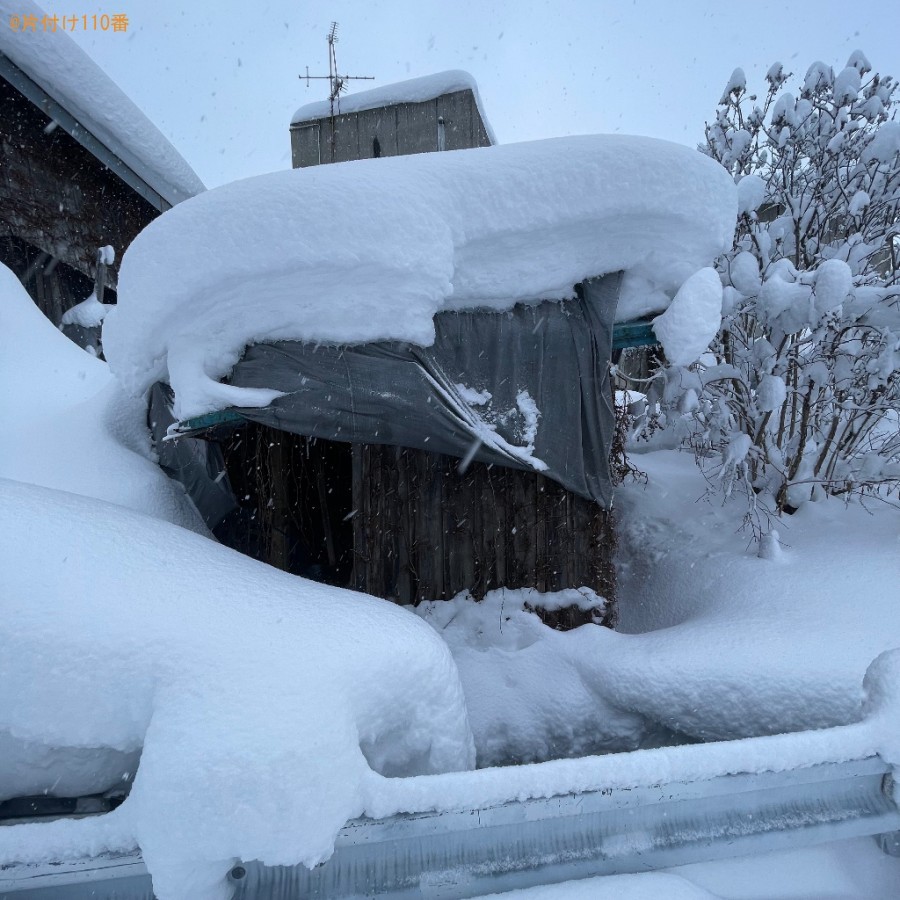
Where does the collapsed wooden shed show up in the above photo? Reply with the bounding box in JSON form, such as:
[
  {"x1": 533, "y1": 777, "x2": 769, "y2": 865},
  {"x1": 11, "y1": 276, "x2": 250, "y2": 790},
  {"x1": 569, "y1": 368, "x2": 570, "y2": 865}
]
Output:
[
  {"x1": 161, "y1": 275, "x2": 626, "y2": 628},
  {"x1": 162, "y1": 294, "x2": 624, "y2": 629}
]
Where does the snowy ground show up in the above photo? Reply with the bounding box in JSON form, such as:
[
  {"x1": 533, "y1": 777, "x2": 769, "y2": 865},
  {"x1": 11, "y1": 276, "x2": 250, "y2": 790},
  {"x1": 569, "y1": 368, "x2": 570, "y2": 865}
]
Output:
[
  {"x1": 494, "y1": 838, "x2": 900, "y2": 899},
  {"x1": 461, "y1": 448, "x2": 900, "y2": 899},
  {"x1": 2, "y1": 261, "x2": 899, "y2": 897}
]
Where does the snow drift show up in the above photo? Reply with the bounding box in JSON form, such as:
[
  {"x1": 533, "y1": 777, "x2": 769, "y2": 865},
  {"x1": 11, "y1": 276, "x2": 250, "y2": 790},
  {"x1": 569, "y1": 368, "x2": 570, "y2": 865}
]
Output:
[
  {"x1": 0, "y1": 262, "x2": 206, "y2": 531},
  {"x1": 0, "y1": 479, "x2": 473, "y2": 899},
  {"x1": 102, "y1": 134, "x2": 737, "y2": 419}
]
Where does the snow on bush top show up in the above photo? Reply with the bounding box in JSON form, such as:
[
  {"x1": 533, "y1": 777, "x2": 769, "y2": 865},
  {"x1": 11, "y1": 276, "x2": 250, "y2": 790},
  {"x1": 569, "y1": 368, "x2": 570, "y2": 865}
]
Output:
[
  {"x1": 103, "y1": 134, "x2": 736, "y2": 419},
  {"x1": 292, "y1": 69, "x2": 497, "y2": 144},
  {"x1": 0, "y1": 0, "x2": 204, "y2": 205}
]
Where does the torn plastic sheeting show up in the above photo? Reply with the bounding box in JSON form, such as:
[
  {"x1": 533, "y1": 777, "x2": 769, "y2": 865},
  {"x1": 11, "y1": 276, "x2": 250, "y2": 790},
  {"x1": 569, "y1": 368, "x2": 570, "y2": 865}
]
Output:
[
  {"x1": 148, "y1": 383, "x2": 239, "y2": 531},
  {"x1": 223, "y1": 273, "x2": 619, "y2": 506}
]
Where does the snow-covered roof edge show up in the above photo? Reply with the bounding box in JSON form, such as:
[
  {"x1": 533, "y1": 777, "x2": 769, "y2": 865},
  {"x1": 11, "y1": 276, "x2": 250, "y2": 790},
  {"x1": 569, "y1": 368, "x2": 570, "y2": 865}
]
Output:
[
  {"x1": 291, "y1": 69, "x2": 497, "y2": 144},
  {"x1": 0, "y1": 1, "x2": 205, "y2": 207},
  {"x1": 104, "y1": 134, "x2": 737, "y2": 421}
]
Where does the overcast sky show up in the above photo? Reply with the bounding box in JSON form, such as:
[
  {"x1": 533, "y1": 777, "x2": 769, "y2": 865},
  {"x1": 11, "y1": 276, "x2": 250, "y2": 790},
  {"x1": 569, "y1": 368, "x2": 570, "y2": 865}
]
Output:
[{"x1": 69, "y1": 0, "x2": 898, "y2": 189}]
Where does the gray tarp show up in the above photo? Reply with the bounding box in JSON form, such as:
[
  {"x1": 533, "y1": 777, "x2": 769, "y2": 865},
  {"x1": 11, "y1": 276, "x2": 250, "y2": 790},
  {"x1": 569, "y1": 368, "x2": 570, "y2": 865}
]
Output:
[
  {"x1": 222, "y1": 273, "x2": 620, "y2": 506},
  {"x1": 149, "y1": 382, "x2": 239, "y2": 531}
]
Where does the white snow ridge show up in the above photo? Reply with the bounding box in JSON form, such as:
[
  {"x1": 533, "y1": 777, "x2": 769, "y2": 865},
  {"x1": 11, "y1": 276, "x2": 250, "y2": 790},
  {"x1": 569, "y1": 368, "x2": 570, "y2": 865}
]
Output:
[{"x1": 102, "y1": 134, "x2": 736, "y2": 419}]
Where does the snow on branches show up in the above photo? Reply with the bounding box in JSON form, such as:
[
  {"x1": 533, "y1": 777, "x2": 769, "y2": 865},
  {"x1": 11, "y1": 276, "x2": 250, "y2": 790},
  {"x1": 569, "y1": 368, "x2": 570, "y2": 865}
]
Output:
[{"x1": 650, "y1": 53, "x2": 900, "y2": 516}]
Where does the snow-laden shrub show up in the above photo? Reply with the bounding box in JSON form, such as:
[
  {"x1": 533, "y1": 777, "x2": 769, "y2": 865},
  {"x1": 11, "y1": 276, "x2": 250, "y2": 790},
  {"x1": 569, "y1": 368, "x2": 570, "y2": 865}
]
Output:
[{"x1": 645, "y1": 53, "x2": 900, "y2": 514}]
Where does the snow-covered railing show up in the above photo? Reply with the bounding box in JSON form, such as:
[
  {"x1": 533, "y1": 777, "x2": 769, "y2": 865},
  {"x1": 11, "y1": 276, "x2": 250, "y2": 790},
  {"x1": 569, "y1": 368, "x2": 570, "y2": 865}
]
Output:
[
  {"x1": 231, "y1": 757, "x2": 900, "y2": 899},
  {"x1": 4, "y1": 653, "x2": 900, "y2": 898},
  {"x1": 2, "y1": 754, "x2": 898, "y2": 898}
]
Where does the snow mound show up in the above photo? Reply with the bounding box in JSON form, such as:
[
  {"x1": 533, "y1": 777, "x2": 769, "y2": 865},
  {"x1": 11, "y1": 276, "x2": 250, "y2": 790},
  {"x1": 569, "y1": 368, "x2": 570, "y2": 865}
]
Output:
[
  {"x1": 609, "y1": 451, "x2": 900, "y2": 740},
  {"x1": 59, "y1": 292, "x2": 112, "y2": 328},
  {"x1": 0, "y1": 479, "x2": 473, "y2": 900},
  {"x1": 292, "y1": 68, "x2": 497, "y2": 144},
  {"x1": 0, "y1": 262, "x2": 205, "y2": 531},
  {"x1": 0, "y1": 0, "x2": 204, "y2": 205},
  {"x1": 102, "y1": 134, "x2": 737, "y2": 419},
  {"x1": 414, "y1": 589, "x2": 647, "y2": 766}
]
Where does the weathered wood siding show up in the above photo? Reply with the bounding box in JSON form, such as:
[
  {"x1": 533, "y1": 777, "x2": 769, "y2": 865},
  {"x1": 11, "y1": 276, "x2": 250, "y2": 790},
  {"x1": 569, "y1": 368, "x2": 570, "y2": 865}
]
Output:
[
  {"x1": 0, "y1": 76, "x2": 156, "y2": 320},
  {"x1": 290, "y1": 89, "x2": 492, "y2": 168},
  {"x1": 220, "y1": 423, "x2": 356, "y2": 587},
  {"x1": 0, "y1": 234, "x2": 95, "y2": 326},
  {"x1": 216, "y1": 423, "x2": 615, "y2": 624},
  {"x1": 350, "y1": 444, "x2": 616, "y2": 620}
]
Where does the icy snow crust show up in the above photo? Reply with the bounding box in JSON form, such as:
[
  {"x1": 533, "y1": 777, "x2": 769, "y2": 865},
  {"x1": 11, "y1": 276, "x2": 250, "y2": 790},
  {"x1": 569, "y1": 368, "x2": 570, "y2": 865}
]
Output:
[
  {"x1": 0, "y1": 0, "x2": 204, "y2": 205},
  {"x1": 102, "y1": 134, "x2": 737, "y2": 419},
  {"x1": 292, "y1": 68, "x2": 498, "y2": 144}
]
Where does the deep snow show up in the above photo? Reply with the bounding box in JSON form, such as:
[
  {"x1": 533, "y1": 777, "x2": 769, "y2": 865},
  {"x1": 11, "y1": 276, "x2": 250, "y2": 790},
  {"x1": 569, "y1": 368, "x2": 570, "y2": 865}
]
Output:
[
  {"x1": 0, "y1": 262, "x2": 206, "y2": 531},
  {"x1": 0, "y1": 478, "x2": 474, "y2": 899},
  {"x1": 101, "y1": 133, "x2": 736, "y2": 419},
  {"x1": 3, "y1": 209, "x2": 900, "y2": 899}
]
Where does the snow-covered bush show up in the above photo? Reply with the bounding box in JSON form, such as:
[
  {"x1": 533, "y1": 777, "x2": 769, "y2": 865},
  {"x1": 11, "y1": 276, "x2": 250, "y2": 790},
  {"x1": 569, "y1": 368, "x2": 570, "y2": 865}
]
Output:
[{"x1": 650, "y1": 53, "x2": 900, "y2": 513}]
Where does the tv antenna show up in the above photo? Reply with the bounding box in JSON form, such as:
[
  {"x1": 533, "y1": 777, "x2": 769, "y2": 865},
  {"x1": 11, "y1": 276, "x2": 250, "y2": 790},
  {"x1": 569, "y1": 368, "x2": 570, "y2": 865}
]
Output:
[{"x1": 300, "y1": 22, "x2": 374, "y2": 121}]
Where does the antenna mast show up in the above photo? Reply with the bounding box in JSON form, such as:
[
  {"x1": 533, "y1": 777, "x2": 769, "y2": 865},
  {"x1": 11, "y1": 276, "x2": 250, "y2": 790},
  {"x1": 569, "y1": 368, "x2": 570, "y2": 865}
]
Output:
[{"x1": 300, "y1": 24, "x2": 374, "y2": 126}]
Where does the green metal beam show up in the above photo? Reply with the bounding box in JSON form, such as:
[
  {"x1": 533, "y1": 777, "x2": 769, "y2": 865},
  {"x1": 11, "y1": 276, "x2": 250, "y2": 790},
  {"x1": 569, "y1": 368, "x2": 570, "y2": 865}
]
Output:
[
  {"x1": 612, "y1": 318, "x2": 657, "y2": 351},
  {"x1": 177, "y1": 408, "x2": 246, "y2": 434}
]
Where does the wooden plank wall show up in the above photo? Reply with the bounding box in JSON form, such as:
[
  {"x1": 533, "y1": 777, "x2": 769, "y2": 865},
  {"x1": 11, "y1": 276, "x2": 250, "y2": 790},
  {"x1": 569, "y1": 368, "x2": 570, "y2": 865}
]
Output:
[
  {"x1": 351, "y1": 444, "x2": 616, "y2": 626},
  {"x1": 221, "y1": 424, "x2": 356, "y2": 587},
  {"x1": 0, "y1": 235, "x2": 95, "y2": 325},
  {"x1": 0, "y1": 77, "x2": 156, "y2": 312}
]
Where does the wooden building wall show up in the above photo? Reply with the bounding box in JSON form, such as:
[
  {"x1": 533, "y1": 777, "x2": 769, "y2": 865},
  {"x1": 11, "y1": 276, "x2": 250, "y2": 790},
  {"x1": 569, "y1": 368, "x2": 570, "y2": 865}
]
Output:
[
  {"x1": 351, "y1": 444, "x2": 616, "y2": 626},
  {"x1": 291, "y1": 89, "x2": 492, "y2": 168},
  {"x1": 0, "y1": 234, "x2": 96, "y2": 325},
  {"x1": 219, "y1": 423, "x2": 616, "y2": 628},
  {"x1": 0, "y1": 77, "x2": 157, "y2": 322}
]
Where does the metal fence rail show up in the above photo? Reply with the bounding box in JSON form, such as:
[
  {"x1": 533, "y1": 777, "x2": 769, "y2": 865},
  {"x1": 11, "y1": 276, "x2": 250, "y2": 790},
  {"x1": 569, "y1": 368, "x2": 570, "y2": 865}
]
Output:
[{"x1": 2, "y1": 756, "x2": 898, "y2": 899}]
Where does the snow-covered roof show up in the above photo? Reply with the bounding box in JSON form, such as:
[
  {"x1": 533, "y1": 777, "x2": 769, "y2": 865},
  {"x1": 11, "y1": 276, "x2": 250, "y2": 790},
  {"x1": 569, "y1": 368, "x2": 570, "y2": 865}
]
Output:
[
  {"x1": 0, "y1": 0, "x2": 204, "y2": 207},
  {"x1": 103, "y1": 134, "x2": 737, "y2": 419},
  {"x1": 292, "y1": 69, "x2": 496, "y2": 144}
]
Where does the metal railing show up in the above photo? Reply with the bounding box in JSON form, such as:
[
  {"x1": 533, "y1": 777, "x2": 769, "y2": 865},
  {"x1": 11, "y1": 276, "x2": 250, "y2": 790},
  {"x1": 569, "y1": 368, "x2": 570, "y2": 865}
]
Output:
[{"x1": 2, "y1": 752, "x2": 898, "y2": 899}]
